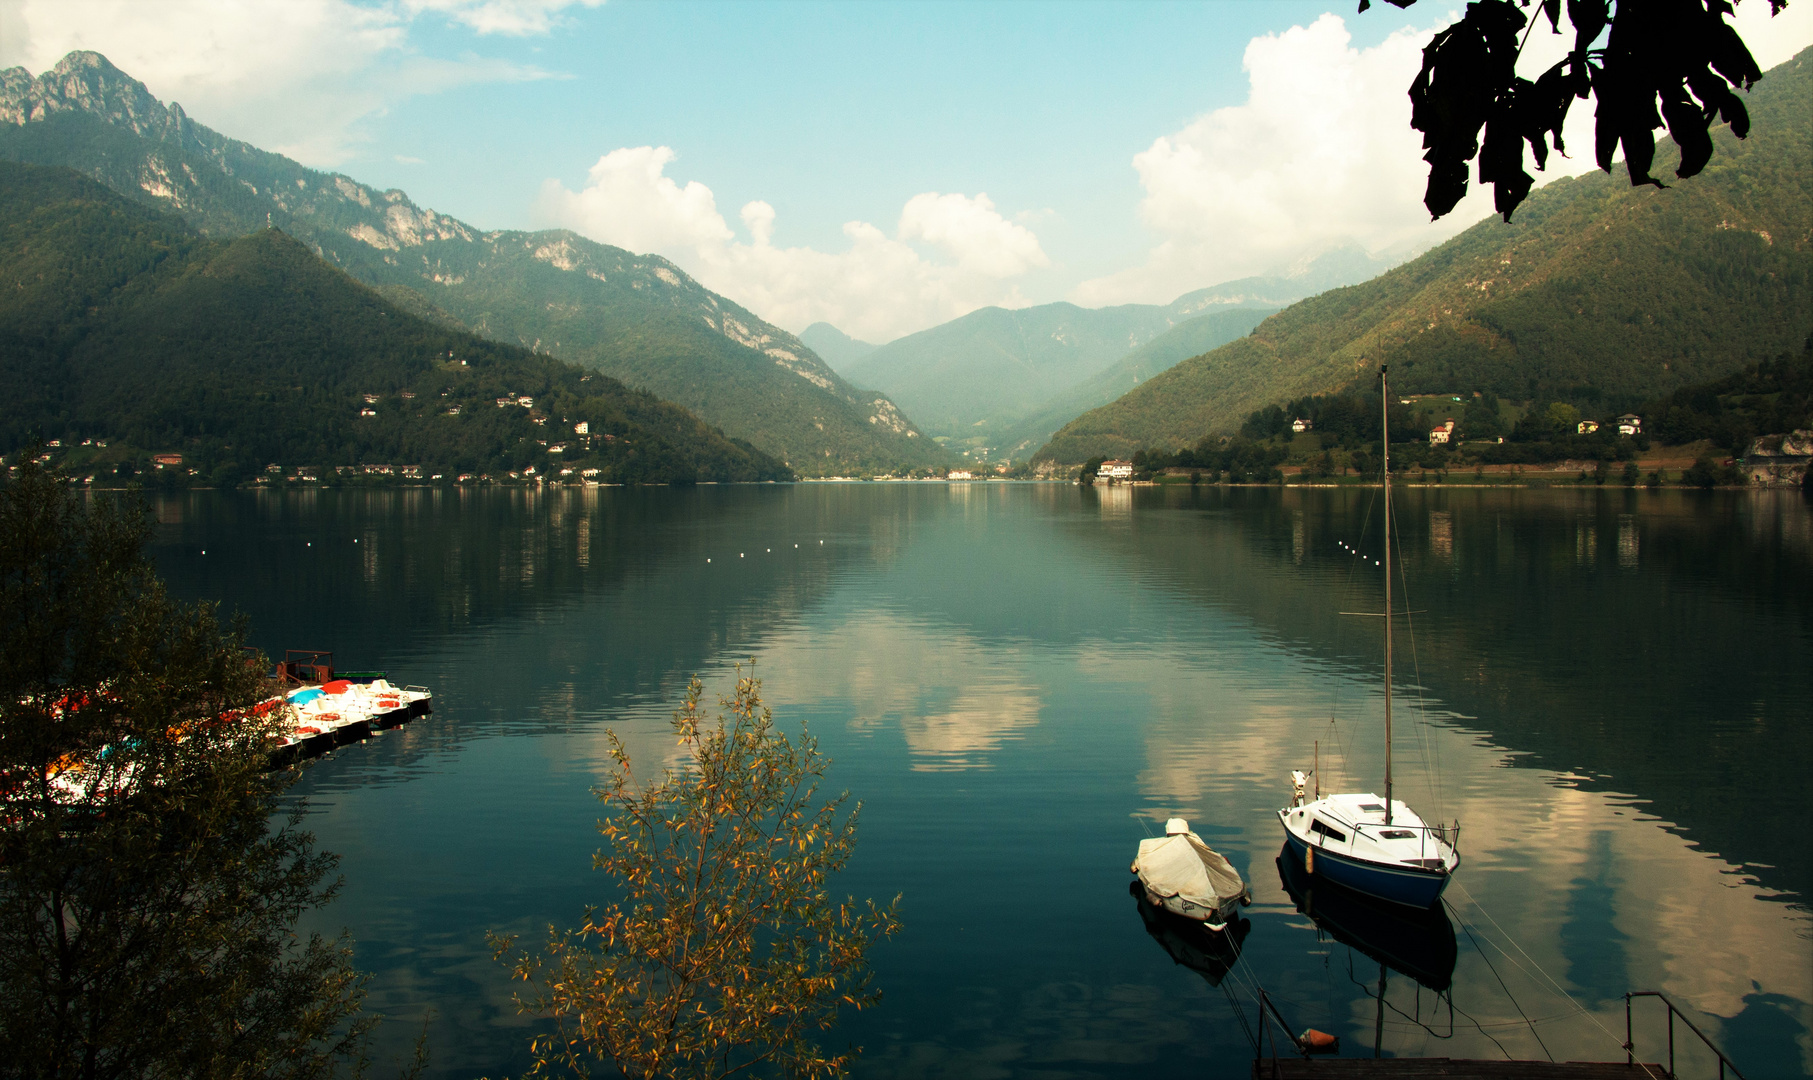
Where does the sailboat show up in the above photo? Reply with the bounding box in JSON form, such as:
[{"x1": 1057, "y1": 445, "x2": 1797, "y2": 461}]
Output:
[{"x1": 1277, "y1": 365, "x2": 1460, "y2": 910}]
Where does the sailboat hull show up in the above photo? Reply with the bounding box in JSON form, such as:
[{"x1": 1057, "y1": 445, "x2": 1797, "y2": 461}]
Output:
[{"x1": 1281, "y1": 826, "x2": 1452, "y2": 910}]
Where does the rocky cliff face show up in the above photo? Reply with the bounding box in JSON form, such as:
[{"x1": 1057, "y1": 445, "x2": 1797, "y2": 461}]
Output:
[
  {"x1": 1, "y1": 51, "x2": 182, "y2": 135},
  {"x1": 0, "y1": 52, "x2": 936, "y2": 473},
  {"x1": 1744, "y1": 429, "x2": 1813, "y2": 486}
]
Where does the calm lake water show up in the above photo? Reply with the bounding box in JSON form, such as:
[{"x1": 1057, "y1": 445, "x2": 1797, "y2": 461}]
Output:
[{"x1": 147, "y1": 483, "x2": 1813, "y2": 1078}]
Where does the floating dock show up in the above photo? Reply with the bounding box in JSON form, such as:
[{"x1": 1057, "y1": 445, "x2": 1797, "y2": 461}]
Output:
[
  {"x1": 1255, "y1": 991, "x2": 1741, "y2": 1080},
  {"x1": 268, "y1": 650, "x2": 432, "y2": 766}
]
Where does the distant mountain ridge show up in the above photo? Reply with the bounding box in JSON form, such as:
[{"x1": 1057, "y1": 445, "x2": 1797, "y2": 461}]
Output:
[
  {"x1": 0, "y1": 51, "x2": 940, "y2": 476},
  {"x1": 800, "y1": 323, "x2": 878, "y2": 374},
  {"x1": 839, "y1": 244, "x2": 1391, "y2": 458},
  {"x1": 984, "y1": 306, "x2": 1275, "y2": 458},
  {"x1": 1035, "y1": 47, "x2": 1813, "y2": 464}
]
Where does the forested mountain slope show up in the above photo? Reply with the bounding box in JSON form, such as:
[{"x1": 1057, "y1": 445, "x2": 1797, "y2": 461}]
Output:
[
  {"x1": 985, "y1": 306, "x2": 1275, "y2": 459},
  {"x1": 799, "y1": 323, "x2": 877, "y2": 373},
  {"x1": 843, "y1": 301, "x2": 1202, "y2": 437},
  {"x1": 1035, "y1": 47, "x2": 1813, "y2": 464},
  {"x1": 0, "y1": 161, "x2": 789, "y2": 484},
  {"x1": 0, "y1": 52, "x2": 937, "y2": 475},
  {"x1": 843, "y1": 244, "x2": 1386, "y2": 454}
]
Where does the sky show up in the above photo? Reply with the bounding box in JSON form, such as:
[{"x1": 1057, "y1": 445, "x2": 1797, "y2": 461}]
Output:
[{"x1": 3, "y1": 0, "x2": 1809, "y2": 343}]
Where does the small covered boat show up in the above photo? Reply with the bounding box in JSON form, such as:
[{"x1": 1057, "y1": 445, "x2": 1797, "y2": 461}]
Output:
[{"x1": 1131, "y1": 817, "x2": 1250, "y2": 930}]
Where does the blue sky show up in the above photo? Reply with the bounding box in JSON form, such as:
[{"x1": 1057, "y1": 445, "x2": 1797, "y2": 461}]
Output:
[
  {"x1": 362, "y1": 2, "x2": 1426, "y2": 244},
  {"x1": 7, "y1": 0, "x2": 1809, "y2": 340}
]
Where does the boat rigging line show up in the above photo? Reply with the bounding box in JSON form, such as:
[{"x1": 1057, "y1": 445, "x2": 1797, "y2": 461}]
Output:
[
  {"x1": 1446, "y1": 897, "x2": 1555, "y2": 1061},
  {"x1": 1386, "y1": 490, "x2": 1449, "y2": 829},
  {"x1": 1322, "y1": 482, "x2": 1387, "y2": 795},
  {"x1": 1447, "y1": 880, "x2": 1670, "y2": 1075}
]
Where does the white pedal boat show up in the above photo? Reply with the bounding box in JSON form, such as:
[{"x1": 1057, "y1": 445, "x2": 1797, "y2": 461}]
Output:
[{"x1": 1132, "y1": 817, "x2": 1251, "y2": 930}]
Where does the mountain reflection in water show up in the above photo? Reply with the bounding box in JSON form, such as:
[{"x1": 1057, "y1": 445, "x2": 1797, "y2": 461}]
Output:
[{"x1": 143, "y1": 485, "x2": 1811, "y2": 1079}]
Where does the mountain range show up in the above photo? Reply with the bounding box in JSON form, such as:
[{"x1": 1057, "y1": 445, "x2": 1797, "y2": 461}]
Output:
[
  {"x1": 828, "y1": 244, "x2": 1395, "y2": 460},
  {"x1": 1035, "y1": 47, "x2": 1813, "y2": 464},
  {"x1": 0, "y1": 52, "x2": 938, "y2": 476},
  {"x1": 0, "y1": 159, "x2": 789, "y2": 484},
  {"x1": 799, "y1": 323, "x2": 878, "y2": 373}
]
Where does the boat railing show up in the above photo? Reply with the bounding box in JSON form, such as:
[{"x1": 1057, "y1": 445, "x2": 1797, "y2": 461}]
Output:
[
  {"x1": 1354, "y1": 819, "x2": 1461, "y2": 859},
  {"x1": 1626, "y1": 990, "x2": 1746, "y2": 1080}
]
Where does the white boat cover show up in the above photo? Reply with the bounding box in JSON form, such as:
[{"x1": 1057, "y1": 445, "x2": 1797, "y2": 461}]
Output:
[{"x1": 1135, "y1": 832, "x2": 1246, "y2": 906}]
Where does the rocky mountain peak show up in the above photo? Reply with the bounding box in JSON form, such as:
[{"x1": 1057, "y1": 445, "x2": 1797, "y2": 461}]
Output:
[
  {"x1": 0, "y1": 50, "x2": 181, "y2": 140},
  {"x1": 0, "y1": 50, "x2": 935, "y2": 471}
]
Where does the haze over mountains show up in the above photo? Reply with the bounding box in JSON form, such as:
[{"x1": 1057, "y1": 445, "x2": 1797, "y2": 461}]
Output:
[
  {"x1": 799, "y1": 323, "x2": 878, "y2": 373},
  {"x1": 1036, "y1": 47, "x2": 1813, "y2": 464},
  {"x1": 824, "y1": 244, "x2": 1394, "y2": 459},
  {"x1": 0, "y1": 52, "x2": 937, "y2": 476}
]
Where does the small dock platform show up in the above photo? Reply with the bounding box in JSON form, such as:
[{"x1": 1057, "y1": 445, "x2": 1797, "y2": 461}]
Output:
[{"x1": 1255, "y1": 1061, "x2": 1668, "y2": 1079}]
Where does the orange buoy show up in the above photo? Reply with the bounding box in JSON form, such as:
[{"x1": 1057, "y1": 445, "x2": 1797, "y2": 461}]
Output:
[
  {"x1": 1305, "y1": 845, "x2": 1314, "y2": 874},
  {"x1": 1298, "y1": 1029, "x2": 1339, "y2": 1053}
]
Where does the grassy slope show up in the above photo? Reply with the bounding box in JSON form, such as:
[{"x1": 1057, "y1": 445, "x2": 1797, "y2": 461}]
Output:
[
  {"x1": 1035, "y1": 48, "x2": 1813, "y2": 464},
  {"x1": 0, "y1": 161, "x2": 789, "y2": 482}
]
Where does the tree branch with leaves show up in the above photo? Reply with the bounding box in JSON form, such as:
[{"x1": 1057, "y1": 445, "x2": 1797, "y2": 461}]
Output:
[
  {"x1": 497, "y1": 667, "x2": 900, "y2": 1080},
  {"x1": 0, "y1": 451, "x2": 372, "y2": 1080},
  {"x1": 1369, "y1": 0, "x2": 1782, "y2": 221}
]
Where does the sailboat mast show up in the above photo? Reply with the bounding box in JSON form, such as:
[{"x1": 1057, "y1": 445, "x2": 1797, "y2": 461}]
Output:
[{"x1": 1381, "y1": 366, "x2": 1393, "y2": 825}]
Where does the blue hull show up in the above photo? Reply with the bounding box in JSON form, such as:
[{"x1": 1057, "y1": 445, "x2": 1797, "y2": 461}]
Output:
[{"x1": 1281, "y1": 829, "x2": 1452, "y2": 910}]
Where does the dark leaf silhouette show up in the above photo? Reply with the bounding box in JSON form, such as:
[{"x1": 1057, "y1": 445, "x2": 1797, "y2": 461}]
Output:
[{"x1": 1393, "y1": 0, "x2": 1775, "y2": 220}]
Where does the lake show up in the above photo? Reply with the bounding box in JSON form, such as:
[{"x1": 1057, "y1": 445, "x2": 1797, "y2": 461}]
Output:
[{"x1": 147, "y1": 483, "x2": 1813, "y2": 1078}]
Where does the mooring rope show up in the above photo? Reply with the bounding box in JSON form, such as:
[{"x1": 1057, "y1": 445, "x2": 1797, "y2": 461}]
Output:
[{"x1": 1448, "y1": 881, "x2": 1668, "y2": 1076}]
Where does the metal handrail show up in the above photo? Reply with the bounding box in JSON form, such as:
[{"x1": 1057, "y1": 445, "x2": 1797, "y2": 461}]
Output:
[{"x1": 1626, "y1": 991, "x2": 1746, "y2": 1080}]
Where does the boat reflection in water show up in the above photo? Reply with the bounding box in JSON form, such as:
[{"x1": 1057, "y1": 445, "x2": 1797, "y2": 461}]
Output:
[
  {"x1": 1129, "y1": 879, "x2": 1252, "y2": 988},
  {"x1": 1276, "y1": 841, "x2": 1456, "y2": 992}
]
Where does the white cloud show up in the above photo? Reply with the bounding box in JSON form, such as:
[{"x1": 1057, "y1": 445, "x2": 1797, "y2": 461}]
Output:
[
  {"x1": 1732, "y1": 0, "x2": 1813, "y2": 69},
  {"x1": 536, "y1": 147, "x2": 1049, "y2": 342},
  {"x1": 0, "y1": 0, "x2": 570, "y2": 166},
  {"x1": 1072, "y1": 12, "x2": 1600, "y2": 307},
  {"x1": 403, "y1": 0, "x2": 606, "y2": 36},
  {"x1": 1076, "y1": 5, "x2": 1812, "y2": 308},
  {"x1": 899, "y1": 191, "x2": 1049, "y2": 278}
]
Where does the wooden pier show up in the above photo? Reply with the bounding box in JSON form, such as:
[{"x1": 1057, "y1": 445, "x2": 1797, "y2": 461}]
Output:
[{"x1": 1255, "y1": 1061, "x2": 1669, "y2": 1079}]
